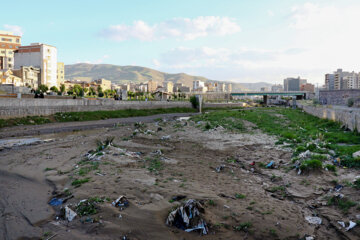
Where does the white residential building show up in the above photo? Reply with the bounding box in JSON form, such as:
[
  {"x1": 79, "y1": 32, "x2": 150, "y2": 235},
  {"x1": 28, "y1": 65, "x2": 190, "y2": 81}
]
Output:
[
  {"x1": 14, "y1": 43, "x2": 58, "y2": 87},
  {"x1": 193, "y1": 80, "x2": 205, "y2": 91}
]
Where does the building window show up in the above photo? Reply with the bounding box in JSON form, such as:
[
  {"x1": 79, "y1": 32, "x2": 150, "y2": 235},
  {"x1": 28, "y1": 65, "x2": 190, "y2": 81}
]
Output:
[
  {"x1": 16, "y1": 39, "x2": 19, "y2": 43},
  {"x1": 8, "y1": 58, "x2": 11, "y2": 62},
  {"x1": 9, "y1": 45, "x2": 12, "y2": 49},
  {"x1": 8, "y1": 64, "x2": 12, "y2": 68}
]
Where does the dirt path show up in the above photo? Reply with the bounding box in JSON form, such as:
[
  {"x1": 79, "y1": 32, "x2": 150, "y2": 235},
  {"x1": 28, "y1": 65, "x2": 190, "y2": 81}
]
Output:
[{"x1": 0, "y1": 112, "x2": 198, "y2": 139}]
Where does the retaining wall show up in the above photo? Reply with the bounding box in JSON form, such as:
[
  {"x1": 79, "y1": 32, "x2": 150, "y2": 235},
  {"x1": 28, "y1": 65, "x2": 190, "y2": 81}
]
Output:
[
  {"x1": 298, "y1": 104, "x2": 360, "y2": 132},
  {"x1": 0, "y1": 98, "x2": 192, "y2": 119}
]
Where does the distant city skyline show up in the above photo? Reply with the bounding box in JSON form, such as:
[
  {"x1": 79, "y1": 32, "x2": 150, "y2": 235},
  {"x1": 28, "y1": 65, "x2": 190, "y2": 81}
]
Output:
[{"x1": 4, "y1": 0, "x2": 360, "y2": 84}]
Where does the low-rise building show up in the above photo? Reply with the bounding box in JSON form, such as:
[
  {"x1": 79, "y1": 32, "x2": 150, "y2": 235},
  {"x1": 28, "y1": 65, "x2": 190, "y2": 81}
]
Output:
[
  {"x1": 300, "y1": 83, "x2": 315, "y2": 93},
  {"x1": 93, "y1": 78, "x2": 111, "y2": 90},
  {"x1": 12, "y1": 66, "x2": 41, "y2": 89},
  {"x1": 147, "y1": 80, "x2": 158, "y2": 92},
  {"x1": 271, "y1": 84, "x2": 283, "y2": 92},
  {"x1": 0, "y1": 69, "x2": 22, "y2": 86}
]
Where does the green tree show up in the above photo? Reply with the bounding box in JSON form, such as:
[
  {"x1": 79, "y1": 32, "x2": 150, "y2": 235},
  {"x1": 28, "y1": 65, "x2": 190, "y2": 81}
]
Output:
[
  {"x1": 97, "y1": 85, "x2": 103, "y2": 95},
  {"x1": 50, "y1": 86, "x2": 58, "y2": 93},
  {"x1": 83, "y1": 87, "x2": 89, "y2": 95},
  {"x1": 89, "y1": 87, "x2": 96, "y2": 96},
  {"x1": 38, "y1": 84, "x2": 48, "y2": 93},
  {"x1": 60, "y1": 84, "x2": 66, "y2": 94},
  {"x1": 73, "y1": 84, "x2": 84, "y2": 97}
]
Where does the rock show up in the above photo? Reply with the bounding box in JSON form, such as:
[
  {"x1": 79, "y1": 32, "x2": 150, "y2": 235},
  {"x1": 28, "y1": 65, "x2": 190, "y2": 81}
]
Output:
[
  {"x1": 352, "y1": 150, "x2": 360, "y2": 158},
  {"x1": 150, "y1": 193, "x2": 164, "y2": 201}
]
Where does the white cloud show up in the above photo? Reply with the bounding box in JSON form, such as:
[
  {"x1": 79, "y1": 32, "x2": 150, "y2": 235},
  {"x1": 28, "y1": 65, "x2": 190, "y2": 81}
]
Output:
[
  {"x1": 99, "y1": 16, "x2": 241, "y2": 41},
  {"x1": 267, "y1": 10, "x2": 274, "y2": 17},
  {"x1": 3, "y1": 24, "x2": 23, "y2": 36}
]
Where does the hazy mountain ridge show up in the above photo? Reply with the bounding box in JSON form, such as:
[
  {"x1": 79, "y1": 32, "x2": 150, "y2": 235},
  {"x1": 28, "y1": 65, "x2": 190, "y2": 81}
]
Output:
[{"x1": 65, "y1": 63, "x2": 273, "y2": 91}]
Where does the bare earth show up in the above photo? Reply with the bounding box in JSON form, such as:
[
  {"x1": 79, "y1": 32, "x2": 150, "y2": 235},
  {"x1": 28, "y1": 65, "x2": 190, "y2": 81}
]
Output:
[{"x1": 0, "y1": 116, "x2": 359, "y2": 239}]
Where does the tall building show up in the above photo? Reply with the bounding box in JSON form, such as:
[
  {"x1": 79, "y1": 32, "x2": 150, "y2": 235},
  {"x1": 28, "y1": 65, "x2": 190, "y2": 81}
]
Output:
[
  {"x1": 0, "y1": 31, "x2": 21, "y2": 70},
  {"x1": 325, "y1": 69, "x2": 357, "y2": 90},
  {"x1": 226, "y1": 83, "x2": 232, "y2": 92},
  {"x1": 14, "y1": 43, "x2": 58, "y2": 87},
  {"x1": 325, "y1": 73, "x2": 335, "y2": 90},
  {"x1": 93, "y1": 78, "x2": 111, "y2": 90},
  {"x1": 147, "y1": 80, "x2": 158, "y2": 92},
  {"x1": 163, "y1": 81, "x2": 173, "y2": 93},
  {"x1": 57, "y1": 62, "x2": 65, "y2": 86},
  {"x1": 283, "y1": 77, "x2": 307, "y2": 91}
]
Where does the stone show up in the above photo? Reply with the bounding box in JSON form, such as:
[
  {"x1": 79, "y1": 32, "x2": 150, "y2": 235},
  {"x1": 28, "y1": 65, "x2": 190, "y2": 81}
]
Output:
[{"x1": 352, "y1": 150, "x2": 360, "y2": 158}]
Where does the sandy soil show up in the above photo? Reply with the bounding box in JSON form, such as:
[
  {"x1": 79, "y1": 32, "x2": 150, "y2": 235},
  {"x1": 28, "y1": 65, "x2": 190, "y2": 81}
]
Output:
[{"x1": 0, "y1": 117, "x2": 359, "y2": 240}]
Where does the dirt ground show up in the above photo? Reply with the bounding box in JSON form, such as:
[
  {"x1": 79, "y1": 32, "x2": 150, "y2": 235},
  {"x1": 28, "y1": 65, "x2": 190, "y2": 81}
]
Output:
[{"x1": 0, "y1": 116, "x2": 359, "y2": 240}]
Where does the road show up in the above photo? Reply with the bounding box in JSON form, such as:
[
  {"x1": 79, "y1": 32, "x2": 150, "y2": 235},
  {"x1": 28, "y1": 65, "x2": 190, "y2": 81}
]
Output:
[{"x1": 0, "y1": 112, "x2": 199, "y2": 139}]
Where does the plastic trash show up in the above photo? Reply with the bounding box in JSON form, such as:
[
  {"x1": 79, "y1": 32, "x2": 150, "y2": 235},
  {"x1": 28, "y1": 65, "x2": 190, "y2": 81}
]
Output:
[
  {"x1": 49, "y1": 198, "x2": 63, "y2": 206},
  {"x1": 345, "y1": 221, "x2": 357, "y2": 231},
  {"x1": 112, "y1": 196, "x2": 129, "y2": 209},
  {"x1": 215, "y1": 165, "x2": 225, "y2": 173},
  {"x1": 65, "y1": 206, "x2": 77, "y2": 222},
  {"x1": 334, "y1": 184, "x2": 344, "y2": 192},
  {"x1": 166, "y1": 199, "x2": 208, "y2": 235},
  {"x1": 250, "y1": 161, "x2": 255, "y2": 166},
  {"x1": 161, "y1": 135, "x2": 171, "y2": 140},
  {"x1": 305, "y1": 216, "x2": 322, "y2": 225},
  {"x1": 338, "y1": 221, "x2": 346, "y2": 228},
  {"x1": 266, "y1": 161, "x2": 274, "y2": 168}
]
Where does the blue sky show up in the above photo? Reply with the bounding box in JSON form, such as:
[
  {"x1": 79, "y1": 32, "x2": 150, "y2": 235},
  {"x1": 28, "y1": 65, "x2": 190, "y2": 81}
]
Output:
[{"x1": 3, "y1": 0, "x2": 360, "y2": 84}]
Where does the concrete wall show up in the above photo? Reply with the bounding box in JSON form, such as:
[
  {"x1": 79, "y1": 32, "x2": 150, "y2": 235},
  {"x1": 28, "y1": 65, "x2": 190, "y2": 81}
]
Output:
[
  {"x1": 319, "y1": 89, "x2": 360, "y2": 105},
  {"x1": 0, "y1": 98, "x2": 192, "y2": 119},
  {"x1": 298, "y1": 104, "x2": 360, "y2": 132},
  {"x1": 203, "y1": 102, "x2": 246, "y2": 108}
]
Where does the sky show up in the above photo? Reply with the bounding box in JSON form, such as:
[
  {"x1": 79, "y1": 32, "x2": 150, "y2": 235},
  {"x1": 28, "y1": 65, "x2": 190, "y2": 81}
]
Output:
[{"x1": 3, "y1": 0, "x2": 360, "y2": 85}]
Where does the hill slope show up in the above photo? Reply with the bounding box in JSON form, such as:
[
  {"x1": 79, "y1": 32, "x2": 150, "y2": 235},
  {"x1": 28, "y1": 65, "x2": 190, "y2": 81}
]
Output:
[
  {"x1": 65, "y1": 63, "x2": 274, "y2": 91},
  {"x1": 65, "y1": 63, "x2": 209, "y2": 87}
]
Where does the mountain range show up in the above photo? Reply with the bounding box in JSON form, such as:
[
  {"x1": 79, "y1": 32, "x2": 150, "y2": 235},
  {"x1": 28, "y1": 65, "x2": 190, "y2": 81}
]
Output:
[{"x1": 65, "y1": 63, "x2": 273, "y2": 91}]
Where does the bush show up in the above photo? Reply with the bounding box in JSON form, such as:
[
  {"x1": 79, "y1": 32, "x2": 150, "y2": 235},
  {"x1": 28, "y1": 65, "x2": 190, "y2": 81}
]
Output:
[
  {"x1": 341, "y1": 157, "x2": 360, "y2": 168},
  {"x1": 325, "y1": 164, "x2": 336, "y2": 172},
  {"x1": 347, "y1": 98, "x2": 354, "y2": 107}
]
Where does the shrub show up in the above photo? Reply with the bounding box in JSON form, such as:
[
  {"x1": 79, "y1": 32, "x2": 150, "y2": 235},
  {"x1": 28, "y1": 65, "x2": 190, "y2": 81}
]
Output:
[
  {"x1": 325, "y1": 164, "x2": 336, "y2": 172},
  {"x1": 347, "y1": 98, "x2": 354, "y2": 107},
  {"x1": 190, "y1": 96, "x2": 198, "y2": 109},
  {"x1": 327, "y1": 196, "x2": 356, "y2": 213},
  {"x1": 300, "y1": 159, "x2": 322, "y2": 171}
]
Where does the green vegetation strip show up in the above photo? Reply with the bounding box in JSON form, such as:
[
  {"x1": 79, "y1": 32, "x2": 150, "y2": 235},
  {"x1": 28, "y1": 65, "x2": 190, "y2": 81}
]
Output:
[
  {"x1": 192, "y1": 108, "x2": 360, "y2": 168},
  {"x1": 0, "y1": 107, "x2": 196, "y2": 128}
]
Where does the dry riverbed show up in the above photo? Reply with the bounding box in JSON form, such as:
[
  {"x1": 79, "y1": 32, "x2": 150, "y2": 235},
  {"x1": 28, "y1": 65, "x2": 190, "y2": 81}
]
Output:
[{"x1": 0, "y1": 116, "x2": 359, "y2": 239}]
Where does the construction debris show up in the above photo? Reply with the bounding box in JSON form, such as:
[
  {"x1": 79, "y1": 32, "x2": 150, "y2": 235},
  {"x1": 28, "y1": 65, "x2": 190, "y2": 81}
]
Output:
[
  {"x1": 65, "y1": 206, "x2": 77, "y2": 222},
  {"x1": 112, "y1": 196, "x2": 129, "y2": 210},
  {"x1": 166, "y1": 199, "x2": 208, "y2": 235}
]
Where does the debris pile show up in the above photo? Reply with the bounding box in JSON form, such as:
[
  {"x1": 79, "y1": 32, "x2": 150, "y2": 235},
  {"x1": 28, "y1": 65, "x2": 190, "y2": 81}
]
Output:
[
  {"x1": 166, "y1": 199, "x2": 208, "y2": 235},
  {"x1": 112, "y1": 196, "x2": 129, "y2": 210}
]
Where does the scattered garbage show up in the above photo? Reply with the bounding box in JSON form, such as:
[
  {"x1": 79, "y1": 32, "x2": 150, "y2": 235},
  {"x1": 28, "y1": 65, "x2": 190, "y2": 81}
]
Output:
[
  {"x1": 334, "y1": 184, "x2": 344, "y2": 192},
  {"x1": 266, "y1": 161, "x2": 274, "y2": 169},
  {"x1": 305, "y1": 236, "x2": 315, "y2": 240},
  {"x1": 339, "y1": 220, "x2": 357, "y2": 231},
  {"x1": 299, "y1": 150, "x2": 311, "y2": 159},
  {"x1": 215, "y1": 165, "x2": 225, "y2": 173},
  {"x1": 166, "y1": 199, "x2": 208, "y2": 235},
  {"x1": 151, "y1": 149, "x2": 163, "y2": 156},
  {"x1": 49, "y1": 198, "x2": 63, "y2": 206},
  {"x1": 178, "y1": 117, "x2": 190, "y2": 121},
  {"x1": 305, "y1": 216, "x2": 322, "y2": 225},
  {"x1": 161, "y1": 135, "x2": 171, "y2": 140},
  {"x1": 112, "y1": 196, "x2": 129, "y2": 210},
  {"x1": 65, "y1": 206, "x2": 77, "y2": 222},
  {"x1": 356, "y1": 214, "x2": 360, "y2": 220}
]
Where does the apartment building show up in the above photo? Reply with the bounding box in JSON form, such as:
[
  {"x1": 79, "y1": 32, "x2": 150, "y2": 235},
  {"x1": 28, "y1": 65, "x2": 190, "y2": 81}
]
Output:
[
  {"x1": 57, "y1": 62, "x2": 65, "y2": 86},
  {"x1": 325, "y1": 69, "x2": 359, "y2": 90},
  {"x1": 283, "y1": 77, "x2": 307, "y2": 91},
  {"x1": 325, "y1": 73, "x2": 335, "y2": 90},
  {"x1": 147, "y1": 80, "x2": 158, "y2": 92},
  {"x1": 193, "y1": 80, "x2": 205, "y2": 91},
  {"x1": 93, "y1": 78, "x2": 111, "y2": 90},
  {"x1": 163, "y1": 81, "x2": 173, "y2": 93},
  {"x1": 271, "y1": 84, "x2": 283, "y2": 92},
  {"x1": 0, "y1": 31, "x2": 21, "y2": 70},
  {"x1": 14, "y1": 43, "x2": 58, "y2": 87},
  {"x1": 12, "y1": 66, "x2": 41, "y2": 89},
  {"x1": 300, "y1": 83, "x2": 315, "y2": 93}
]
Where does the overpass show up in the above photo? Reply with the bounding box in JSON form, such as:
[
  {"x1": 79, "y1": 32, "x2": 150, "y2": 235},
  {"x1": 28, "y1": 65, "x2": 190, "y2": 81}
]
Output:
[
  {"x1": 230, "y1": 91, "x2": 307, "y2": 97},
  {"x1": 230, "y1": 91, "x2": 308, "y2": 106}
]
